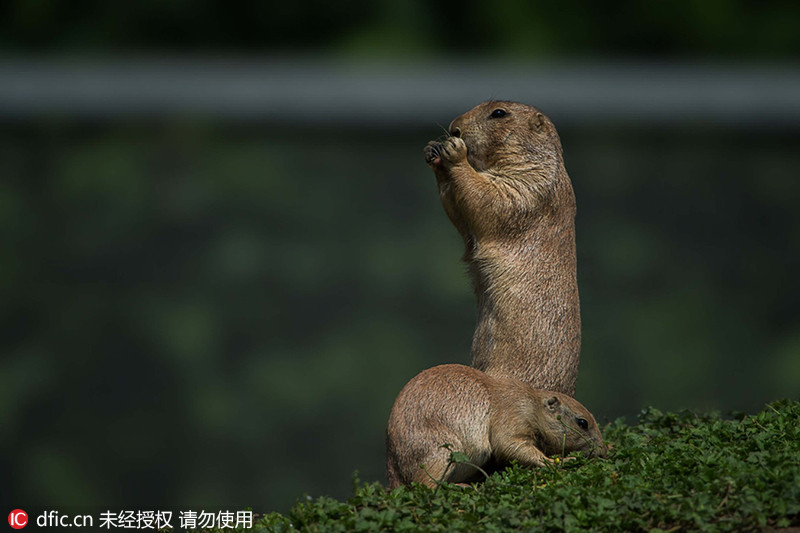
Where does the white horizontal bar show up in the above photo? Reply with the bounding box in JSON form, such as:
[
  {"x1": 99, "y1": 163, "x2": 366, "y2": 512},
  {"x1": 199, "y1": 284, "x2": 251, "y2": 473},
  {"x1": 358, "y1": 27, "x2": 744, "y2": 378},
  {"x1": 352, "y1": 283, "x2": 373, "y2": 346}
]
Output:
[{"x1": 1, "y1": 58, "x2": 799, "y2": 126}]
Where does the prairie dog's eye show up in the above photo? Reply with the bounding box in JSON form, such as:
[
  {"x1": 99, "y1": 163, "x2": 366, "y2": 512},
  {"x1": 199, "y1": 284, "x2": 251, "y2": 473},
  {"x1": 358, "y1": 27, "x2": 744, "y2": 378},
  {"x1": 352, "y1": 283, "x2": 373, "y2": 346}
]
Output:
[
  {"x1": 489, "y1": 109, "x2": 507, "y2": 119},
  {"x1": 576, "y1": 418, "x2": 589, "y2": 430}
]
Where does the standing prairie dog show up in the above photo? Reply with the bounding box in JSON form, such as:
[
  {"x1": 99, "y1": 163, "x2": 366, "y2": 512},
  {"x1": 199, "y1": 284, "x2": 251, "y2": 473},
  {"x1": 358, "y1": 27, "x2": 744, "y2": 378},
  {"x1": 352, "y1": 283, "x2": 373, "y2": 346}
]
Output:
[
  {"x1": 386, "y1": 364, "x2": 605, "y2": 489},
  {"x1": 424, "y1": 101, "x2": 580, "y2": 395}
]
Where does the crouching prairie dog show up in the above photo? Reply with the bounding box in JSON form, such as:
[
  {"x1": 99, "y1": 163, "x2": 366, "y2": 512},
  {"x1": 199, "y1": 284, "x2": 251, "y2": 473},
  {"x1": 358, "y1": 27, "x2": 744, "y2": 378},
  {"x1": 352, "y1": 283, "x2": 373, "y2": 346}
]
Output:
[
  {"x1": 424, "y1": 101, "x2": 580, "y2": 395},
  {"x1": 386, "y1": 364, "x2": 605, "y2": 489}
]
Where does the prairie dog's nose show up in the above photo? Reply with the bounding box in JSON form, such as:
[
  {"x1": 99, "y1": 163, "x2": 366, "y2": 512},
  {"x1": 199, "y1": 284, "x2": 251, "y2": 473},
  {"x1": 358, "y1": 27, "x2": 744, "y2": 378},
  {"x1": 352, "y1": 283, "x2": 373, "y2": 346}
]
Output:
[
  {"x1": 593, "y1": 440, "x2": 608, "y2": 458},
  {"x1": 448, "y1": 118, "x2": 462, "y2": 137}
]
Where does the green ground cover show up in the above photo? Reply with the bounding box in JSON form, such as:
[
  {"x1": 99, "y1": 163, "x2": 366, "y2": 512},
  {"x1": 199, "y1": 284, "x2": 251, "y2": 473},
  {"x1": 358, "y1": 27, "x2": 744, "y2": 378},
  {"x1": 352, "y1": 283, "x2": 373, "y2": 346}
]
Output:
[{"x1": 222, "y1": 399, "x2": 799, "y2": 532}]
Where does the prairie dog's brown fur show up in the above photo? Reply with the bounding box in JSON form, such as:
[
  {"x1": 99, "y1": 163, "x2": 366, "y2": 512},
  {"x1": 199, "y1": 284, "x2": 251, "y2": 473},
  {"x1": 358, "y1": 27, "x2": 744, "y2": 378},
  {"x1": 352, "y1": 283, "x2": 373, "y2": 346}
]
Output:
[
  {"x1": 424, "y1": 101, "x2": 580, "y2": 395},
  {"x1": 386, "y1": 364, "x2": 605, "y2": 488}
]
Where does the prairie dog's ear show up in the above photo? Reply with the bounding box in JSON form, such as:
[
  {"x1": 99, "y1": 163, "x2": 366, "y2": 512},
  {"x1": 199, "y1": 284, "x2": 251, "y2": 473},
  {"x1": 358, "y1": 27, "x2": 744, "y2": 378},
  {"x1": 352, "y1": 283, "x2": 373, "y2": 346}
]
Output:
[
  {"x1": 545, "y1": 396, "x2": 560, "y2": 411},
  {"x1": 530, "y1": 112, "x2": 546, "y2": 132}
]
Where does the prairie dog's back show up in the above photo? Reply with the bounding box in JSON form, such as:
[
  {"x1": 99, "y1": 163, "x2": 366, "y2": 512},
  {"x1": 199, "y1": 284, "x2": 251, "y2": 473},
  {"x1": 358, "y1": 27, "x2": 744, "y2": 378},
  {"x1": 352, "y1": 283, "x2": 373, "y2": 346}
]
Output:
[{"x1": 386, "y1": 364, "x2": 492, "y2": 487}]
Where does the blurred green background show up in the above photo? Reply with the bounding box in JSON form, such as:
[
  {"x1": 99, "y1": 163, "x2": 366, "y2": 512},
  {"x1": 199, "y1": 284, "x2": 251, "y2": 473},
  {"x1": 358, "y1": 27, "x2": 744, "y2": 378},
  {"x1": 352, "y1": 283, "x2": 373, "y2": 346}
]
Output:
[{"x1": 2, "y1": 0, "x2": 800, "y2": 516}]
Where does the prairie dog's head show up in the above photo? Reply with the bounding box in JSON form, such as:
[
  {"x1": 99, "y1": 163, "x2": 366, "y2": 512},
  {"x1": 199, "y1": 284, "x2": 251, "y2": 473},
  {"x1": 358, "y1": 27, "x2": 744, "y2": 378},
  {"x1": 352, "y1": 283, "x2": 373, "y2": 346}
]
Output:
[
  {"x1": 536, "y1": 393, "x2": 606, "y2": 459},
  {"x1": 448, "y1": 100, "x2": 563, "y2": 174}
]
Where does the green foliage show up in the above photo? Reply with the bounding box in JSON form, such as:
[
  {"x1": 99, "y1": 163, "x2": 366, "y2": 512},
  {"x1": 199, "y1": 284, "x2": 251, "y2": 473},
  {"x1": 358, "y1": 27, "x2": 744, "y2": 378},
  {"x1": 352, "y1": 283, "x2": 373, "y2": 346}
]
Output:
[
  {"x1": 2, "y1": 1, "x2": 799, "y2": 58},
  {"x1": 214, "y1": 400, "x2": 799, "y2": 532}
]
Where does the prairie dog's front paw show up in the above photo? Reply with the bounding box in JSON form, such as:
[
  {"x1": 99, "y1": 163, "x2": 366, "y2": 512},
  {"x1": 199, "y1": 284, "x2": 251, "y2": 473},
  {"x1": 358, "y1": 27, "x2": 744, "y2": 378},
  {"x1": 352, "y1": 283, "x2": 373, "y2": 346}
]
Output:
[
  {"x1": 439, "y1": 136, "x2": 467, "y2": 167},
  {"x1": 424, "y1": 137, "x2": 467, "y2": 168},
  {"x1": 424, "y1": 141, "x2": 443, "y2": 166}
]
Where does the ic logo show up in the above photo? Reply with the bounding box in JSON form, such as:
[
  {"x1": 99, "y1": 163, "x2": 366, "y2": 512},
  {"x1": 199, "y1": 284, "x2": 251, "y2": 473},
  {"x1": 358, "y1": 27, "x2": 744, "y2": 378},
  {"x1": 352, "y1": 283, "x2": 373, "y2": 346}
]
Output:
[{"x1": 8, "y1": 509, "x2": 28, "y2": 529}]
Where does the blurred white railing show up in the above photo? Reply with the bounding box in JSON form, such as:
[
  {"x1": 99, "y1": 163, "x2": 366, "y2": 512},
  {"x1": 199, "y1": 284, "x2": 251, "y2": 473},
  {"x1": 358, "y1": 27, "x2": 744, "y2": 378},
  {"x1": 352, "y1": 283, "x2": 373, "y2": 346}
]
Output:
[{"x1": 1, "y1": 58, "x2": 799, "y2": 126}]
